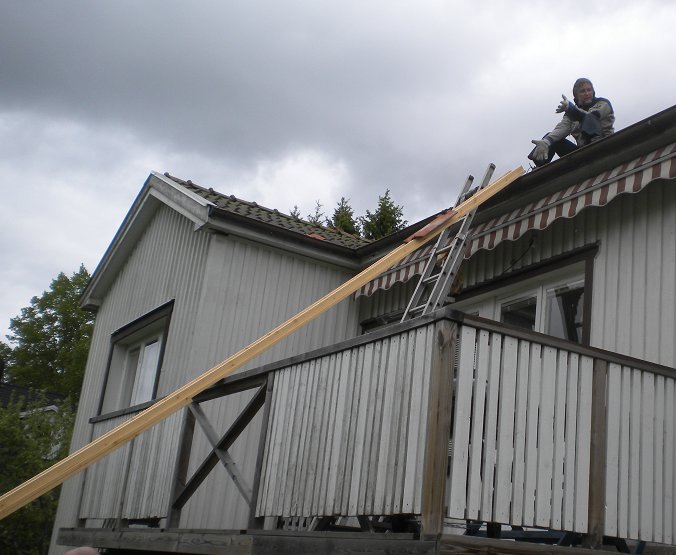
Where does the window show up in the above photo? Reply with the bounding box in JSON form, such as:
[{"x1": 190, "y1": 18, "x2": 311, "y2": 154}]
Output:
[
  {"x1": 454, "y1": 263, "x2": 588, "y2": 344},
  {"x1": 99, "y1": 303, "x2": 173, "y2": 415},
  {"x1": 501, "y1": 296, "x2": 537, "y2": 331},
  {"x1": 545, "y1": 282, "x2": 584, "y2": 342}
]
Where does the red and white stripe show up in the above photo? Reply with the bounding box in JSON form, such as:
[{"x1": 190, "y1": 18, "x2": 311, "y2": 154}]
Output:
[{"x1": 356, "y1": 142, "x2": 676, "y2": 298}]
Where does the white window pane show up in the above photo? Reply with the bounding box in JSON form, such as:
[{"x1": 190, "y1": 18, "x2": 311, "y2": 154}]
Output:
[{"x1": 130, "y1": 340, "x2": 160, "y2": 405}]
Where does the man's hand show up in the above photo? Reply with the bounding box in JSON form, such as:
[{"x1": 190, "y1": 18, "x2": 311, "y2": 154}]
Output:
[
  {"x1": 530, "y1": 139, "x2": 550, "y2": 162},
  {"x1": 556, "y1": 94, "x2": 571, "y2": 113}
]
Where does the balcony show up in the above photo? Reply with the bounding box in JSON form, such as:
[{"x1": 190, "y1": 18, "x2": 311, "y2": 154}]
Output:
[{"x1": 60, "y1": 308, "x2": 676, "y2": 554}]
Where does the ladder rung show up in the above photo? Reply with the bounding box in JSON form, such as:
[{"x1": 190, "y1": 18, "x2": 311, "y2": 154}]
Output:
[
  {"x1": 422, "y1": 273, "x2": 441, "y2": 285},
  {"x1": 408, "y1": 304, "x2": 426, "y2": 314}
]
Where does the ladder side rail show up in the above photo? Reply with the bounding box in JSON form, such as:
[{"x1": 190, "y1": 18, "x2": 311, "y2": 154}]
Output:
[
  {"x1": 400, "y1": 227, "x2": 452, "y2": 321},
  {"x1": 421, "y1": 165, "x2": 496, "y2": 315},
  {"x1": 400, "y1": 175, "x2": 475, "y2": 322}
]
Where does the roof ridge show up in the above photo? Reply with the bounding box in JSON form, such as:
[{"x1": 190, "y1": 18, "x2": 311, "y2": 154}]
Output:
[{"x1": 162, "y1": 173, "x2": 371, "y2": 249}]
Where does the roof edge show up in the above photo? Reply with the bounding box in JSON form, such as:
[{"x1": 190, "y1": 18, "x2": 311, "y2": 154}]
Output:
[{"x1": 80, "y1": 173, "x2": 213, "y2": 310}]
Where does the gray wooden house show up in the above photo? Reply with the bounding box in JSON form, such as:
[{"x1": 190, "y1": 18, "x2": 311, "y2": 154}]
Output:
[{"x1": 52, "y1": 105, "x2": 676, "y2": 554}]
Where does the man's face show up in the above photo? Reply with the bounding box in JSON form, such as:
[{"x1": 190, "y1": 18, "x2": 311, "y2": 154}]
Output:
[{"x1": 576, "y1": 83, "x2": 594, "y2": 107}]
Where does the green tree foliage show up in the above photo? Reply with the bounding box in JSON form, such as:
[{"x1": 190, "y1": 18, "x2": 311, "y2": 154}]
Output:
[
  {"x1": 289, "y1": 205, "x2": 301, "y2": 219},
  {"x1": 0, "y1": 341, "x2": 11, "y2": 382},
  {"x1": 359, "y1": 189, "x2": 407, "y2": 240},
  {"x1": 0, "y1": 393, "x2": 75, "y2": 555},
  {"x1": 4, "y1": 265, "x2": 94, "y2": 401},
  {"x1": 306, "y1": 200, "x2": 325, "y2": 225},
  {"x1": 329, "y1": 197, "x2": 360, "y2": 236}
]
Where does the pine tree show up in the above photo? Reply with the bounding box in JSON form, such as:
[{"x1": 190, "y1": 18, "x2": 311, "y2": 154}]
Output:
[
  {"x1": 360, "y1": 189, "x2": 407, "y2": 240},
  {"x1": 289, "y1": 205, "x2": 301, "y2": 219},
  {"x1": 329, "y1": 197, "x2": 360, "y2": 236},
  {"x1": 306, "y1": 200, "x2": 325, "y2": 225}
]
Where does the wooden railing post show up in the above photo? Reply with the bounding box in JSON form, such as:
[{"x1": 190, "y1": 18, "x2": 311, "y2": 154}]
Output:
[
  {"x1": 248, "y1": 376, "x2": 274, "y2": 529},
  {"x1": 167, "y1": 407, "x2": 195, "y2": 528},
  {"x1": 420, "y1": 318, "x2": 457, "y2": 539},
  {"x1": 584, "y1": 358, "x2": 608, "y2": 548}
]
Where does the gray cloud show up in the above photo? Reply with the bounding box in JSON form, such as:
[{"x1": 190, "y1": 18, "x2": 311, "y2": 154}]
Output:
[{"x1": 1, "y1": 0, "x2": 675, "y2": 338}]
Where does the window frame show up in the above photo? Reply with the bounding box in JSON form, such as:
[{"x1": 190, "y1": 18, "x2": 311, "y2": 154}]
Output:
[
  {"x1": 452, "y1": 252, "x2": 594, "y2": 345},
  {"x1": 96, "y1": 301, "x2": 174, "y2": 419}
]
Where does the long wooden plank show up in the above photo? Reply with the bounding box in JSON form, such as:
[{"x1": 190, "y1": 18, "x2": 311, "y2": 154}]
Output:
[
  {"x1": 654, "y1": 374, "x2": 665, "y2": 543},
  {"x1": 664, "y1": 378, "x2": 675, "y2": 544},
  {"x1": 494, "y1": 335, "x2": 518, "y2": 523},
  {"x1": 523, "y1": 342, "x2": 542, "y2": 526},
  {"x1": 551, "y1": 350, "x2": 568, "y2": 529},
  {"x1": 640, "y1": 372, "x2": 655, "y2": 541},
  {"x1": 562, "y1": 352, "x2": 579, "y2": 531},
  {"x1": 511, "y1": 339, "x2": 530, "y2": 525},
  {"x1": 447, "y1": 326, "x2": 475, "y2": 518},
  {"x1": 574, "y1": 356, "x2": 593, "y2": 533},
  {"x1": 604, "y1": 364, "x2": 621, "y2": 537},
  {"x1": 466, "y1": 329, "x2": 490, "y2": 520},
  {"x1": 480, "y1": 332, "x2": 502, "y2": 522},
  {"x1": 0, "y1": 166, "x2": 524, "y2": 520},
  {"x1": 535, "y1": 346, "x2": 557, "y2": 528}
]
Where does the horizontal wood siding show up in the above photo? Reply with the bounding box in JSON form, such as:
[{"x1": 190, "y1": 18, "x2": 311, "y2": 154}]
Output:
[
  {"x1": 256, "y1": 323, "x2": 436, "y2": 517},
  {"x1": 448, "y1": 325, "x2": 593, "y2": 533},
  {"x1": 605, "y1": 364, "x2": 676, "y2": 543}
]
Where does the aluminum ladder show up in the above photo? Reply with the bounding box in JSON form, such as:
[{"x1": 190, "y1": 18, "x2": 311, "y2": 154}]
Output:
[{"x1": 400, "y1": 164, "x2": 495, "y2": 322}]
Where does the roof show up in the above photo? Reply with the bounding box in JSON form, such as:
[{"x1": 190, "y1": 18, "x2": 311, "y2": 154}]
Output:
[
  {"x1": 357, "y1": 104, "x2": 676, "y2": 297},
  {"x1": 165, "y1": 174, "x2": 371, "y2": 250}
]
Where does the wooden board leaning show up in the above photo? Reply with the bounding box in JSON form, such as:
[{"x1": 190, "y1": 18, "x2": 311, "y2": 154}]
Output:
[{"x1": 0, "y1": 165, "x2": 524, "y2": 520}]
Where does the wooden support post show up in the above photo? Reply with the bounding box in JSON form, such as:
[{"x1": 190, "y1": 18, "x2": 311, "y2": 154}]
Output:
[
  {"x1": 167, "y1": 407, "x2": 195, "y2": 528},
  {"x1": 420, "y1": 319, "x2": 457, "y2": 539},
  {"x1": 0, "y1": 166, "x2": 523, "y2": 520},
  {"x1": 583, "y1": 358, "x2": 608, "y2": 548},
  {"x1": 248, "y1": 376, "x2": 274, "y2": 529}
]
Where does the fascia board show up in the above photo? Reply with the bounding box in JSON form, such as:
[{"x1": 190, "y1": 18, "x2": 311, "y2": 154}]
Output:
[
  {"x1": 80, "y1": 173, "x2": 214, "y2": 310},
  {"x1": 148, "y1": 172, "x2": 213, "y2": 229}
]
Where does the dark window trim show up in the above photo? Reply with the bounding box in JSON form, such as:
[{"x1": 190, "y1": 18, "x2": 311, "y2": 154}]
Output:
[
  {"x1": 454, "y1": 243, "x2": 598, "y2": 346},
  {"x1": 96, "y1": 300, "x2": 174, "y2": 418},
  {"x1": 454, "y1": 243, "x2": 599, "y2": 302}
]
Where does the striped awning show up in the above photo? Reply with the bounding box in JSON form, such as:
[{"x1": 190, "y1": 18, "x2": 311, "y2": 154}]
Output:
[{"x1": 356, "y1": 141, "x2": 676, "y2": 298}]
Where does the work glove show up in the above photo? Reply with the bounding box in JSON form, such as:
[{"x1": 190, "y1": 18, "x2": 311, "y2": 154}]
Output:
[
  {"x1": 556, "y1": 94, "x2": 571, "y2": 113},
  {"x1": 530, "y1": 139, "x2": 550, "y2": 162}
]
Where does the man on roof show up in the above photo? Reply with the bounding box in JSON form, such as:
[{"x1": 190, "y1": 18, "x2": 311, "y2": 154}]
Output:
[{"x1": 529, "y1": 77, "x2": 615, "y2": 167}]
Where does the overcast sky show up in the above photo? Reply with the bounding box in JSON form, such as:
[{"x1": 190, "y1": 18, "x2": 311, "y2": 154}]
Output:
[{"x1": 1, "y1": 1, "x2": 675, "y2": 341}]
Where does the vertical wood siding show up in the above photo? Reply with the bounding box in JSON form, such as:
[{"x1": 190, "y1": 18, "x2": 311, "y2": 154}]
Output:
[
  {"x1": 255, "y1": 323, "x2": 436, "y2": 517},
  {"x1": 177, "y1": 233, "x2": 361, "y2": 529},
  {"x1": 605, "y1": 365, "x2": 676, "y2": 543},
  {"x1": 464, "y1": 184, "x2": 676, "y2": 367},
  {"x1": 79, "y1": 414, "x2": 133, "y2": 519},
  {"x1": 448, "y1": 325, "x2": 593, "y2": 533},
  {"x1": 70, "y1": 203, "x2": 361, "y2": 529},
  {"x1": 67, "y1": 205, "x2": 211, "y2": 526}
]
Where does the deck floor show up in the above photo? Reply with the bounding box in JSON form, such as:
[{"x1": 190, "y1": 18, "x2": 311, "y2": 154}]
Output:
[{"x1": 58, "y1": 527, "x2": 664, "y2": 554}]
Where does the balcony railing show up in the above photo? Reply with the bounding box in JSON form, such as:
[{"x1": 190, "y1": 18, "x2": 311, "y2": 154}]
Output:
[{"x1": 77, "y1": 308, "x2": 676, "y2": 547}]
